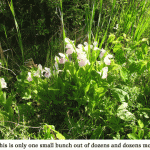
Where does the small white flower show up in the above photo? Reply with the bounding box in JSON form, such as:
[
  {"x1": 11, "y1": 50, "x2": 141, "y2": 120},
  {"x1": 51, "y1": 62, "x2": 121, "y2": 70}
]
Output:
[
  {"x1": 59, "y1": 53, "x2": 66, "y2": 58},
  {"x1": 104, "y1": 54, "x2": 113, "y2": 65},
  {"x1": 113, "y1": 24, "x2": 118, "y2": 29},
  {"x1": 34, "y1": 64, "x2": 43, "y2": 77},
  {"x1": 96, "y1": 67, "x2": 108, "y2": 79},
  {"x1": 27, "y1": 72, "x2": 33, "y2": 82},
  {"x1": 84, "y1": 45, "x2": 93, "y2": 51},
  {"x1": 65, "y1": 38, "x2": 70, "y2": 43},
  {"x1": 107, "y1": 54, "x2": 113, "y2": 58},
  {"x1": 65, "y1": 44, "x2": 75, "y2": 52},
  {"x1": 93, "y1": 47, "x2": 100, "y2": 51},
  {"x1": 65, "y1": 38, "x2": 74, "y2": 45},
  {"x1": 77, "y1": 52, "x2": 87, "y2": 60},
  {"x1": 76, "y1": 47, "x2": 83, "y2": 54},
  {"x1": 84, "y1": 42, "x2": 88, "y2": 46},
  {"x1": 97, "y1": 61, "x2": 101, "y2": 65},
  {"x1": 58, "y1": 53, "x2": 68, "y2": 64},
  {"x1": 38, "y1": 64, "x2": 42, "y2": 71},
  {"x1": 104, "y1": 57, "x2": 110, "y2": 65},
  {"x1": 84, "y1": 45, "x2": 88, "y2": 51},
  {"x1": 78, "y1": 58, "x2": 90, "y2": 67},
  {"x1": 0, "y1": 78, "x2": 7, "y2": 88},
  {"x1": 44, "y1": 67, "x2": 51, "y2": 78},
  {"x1": 93, "y1": 41, "x2": 98, "y2": 47},
  {"x1": 77, "y1": 44, "x2": 83, "y2": 49},
  {"x1": 59, "y1": 58, "x2": 68, "y2": 64},
  {"x1": 66, "y1": 48, "x2": 74, "y2": 55},
  {"x1": 78, "y1": 59, "x2": 86, "y2": 67},
  {"x1": 100, "y1": 48, "x2": 106, "y2": 58},
  {"x1": 102, "y1": 67, "x2": 108, "y2": 72}
]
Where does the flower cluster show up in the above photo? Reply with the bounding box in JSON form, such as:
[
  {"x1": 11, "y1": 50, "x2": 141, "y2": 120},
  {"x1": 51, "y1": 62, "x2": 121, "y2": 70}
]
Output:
[
  {"x1": 26, "y1": 37, "x2": 113, "y2": 81},
  {"x1": 27, "y1": 62, "x2": 61, "y2": 82},
  {"x1": 64, "y1": 38, "x2": 113, "y2": 79},
  {"x1": 0, "y1": 37, "x2": 114, "y2": 89}
]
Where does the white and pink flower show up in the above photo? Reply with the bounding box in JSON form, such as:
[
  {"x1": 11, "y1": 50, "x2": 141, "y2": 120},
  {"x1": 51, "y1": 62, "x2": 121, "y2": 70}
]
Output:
[
  {"x1": 0, "y1": 78, "x2": 7, "y2": 88},
  {"x1": 104, "y1": 54, "x2": 113, "y2": 65},
  {"x1": 100, "y1": 48, "x2": 106, "y2": 58},
  {"x1": 97, "y1": 67, "x2": 108, "y2": 79}
]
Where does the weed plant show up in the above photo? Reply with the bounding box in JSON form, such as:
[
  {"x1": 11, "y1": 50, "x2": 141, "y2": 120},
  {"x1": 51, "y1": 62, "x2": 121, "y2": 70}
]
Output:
[{"x1": 0, "y1": 0, "x2": 150, "y2": 139}]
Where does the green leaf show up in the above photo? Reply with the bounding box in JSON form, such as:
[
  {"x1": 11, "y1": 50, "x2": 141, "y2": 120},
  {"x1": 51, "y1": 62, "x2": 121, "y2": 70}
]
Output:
[
  {"x1": 113, "y1": 43, "x2": 122, "y2": 53},
  {"x1": 117, "y1": 109, "x2": 136, "y2": 122},
  {"x1": 141, "y1": 38, "x2": 149, "y2": 45},
  {"x1": 90, "y1": 125, "x2": 104, "y2": 139},
  {"x1": 138, "y1": 129, "x2": 144, "y2": 139},
  {"x1": 43, "y1": 124, "x2": 65, "y2": 140},
  {"x1": 127, "y1": 133, "x2": 139, "y2": 139},
  {"x1": 115, "y1": 49, "x2": 126, "y2": 64},
  {"x1": 111, "y1": 88, "x2": 129, "y2": 102},
  {"x1": 139, "y1": 60, "x2": 147, "y2": 73},
  {"x1": 107, "y1": 33, "x2": 115, "y2": 44},
  {"x1": 27, "y1": 102, "x2": 32, "y2": 106},
  {"x1": 55, "y1": 132, "x2": 65, "y2": 140},
  {"x1": 95, "y1": 87, "x2": 104, "y2": 93},
  {"x1": 22, "y1": 92, "x2": 32, "y2": 100},
  {"x1": 128, "y1": 61, "x2": 139, "y2": 73},
  {"x1": 118, "y1": 102, "x2": 128, "y2": 110},
  {"x1": 139, "y1": 108, "x2": 150, "y2": 111},
  {"x1": 117, "y1": 102, "x2": 136, "y2": 122},
  {"x1": 132, "y1": 126, "x2": 137, "y2": 134},
  {"x1": 119, "y1": 67, "x2": 128, "y2": 82},
  {"x1": 43, "y1": 125, "x2": 55, "y2": 139},
  {"x1": 138, "y1": 120, "x2": 144, "y2": 129},
  {"x1": 142, "y1": 112, "x2": 149, "y2": 119},
  {"x1": 84, "y1": 83, "x2": 91, "y2": 94}
]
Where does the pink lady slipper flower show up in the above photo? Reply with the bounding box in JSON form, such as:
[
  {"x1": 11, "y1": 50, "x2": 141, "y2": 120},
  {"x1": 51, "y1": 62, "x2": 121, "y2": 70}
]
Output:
[
  {"x1": 27, "y1": 72, "x2": 33, "y2": 82},
  {"x1": 78, "y1": 58, "x2": 90, "y2": 67},
  {"x1": 93, "y1": 41, "x2": 100, "y2": 51},
  {"x1": 93, "y1": 41, "x2": 98, "y2": 47},
  {"x1": 76, "y1": 44, "x2": 84, "y2": 54},
  {"x1": 66, "y1": 43, "x2": 76, "y2": 54},
  {"x1": 65, "y1": 38, "x2": 74, "y2": 44},
  {"x1": 104, "y1": 54, "x2": 113, "y2": 65},
  {"x1": 84, "y1": 42, "x2": 88, "y2": 46},
  {"x1": 44, "y1": 67, "x2": 51, "y2": 78},
  {"x1": 93, "y1": 47, "x2": 100, "y2": 51},
  {"x1": 66, "y1": 48, "x2": 75, "y2": 55},
  {"x1": 84, "y1": 45, "x2": 93, "y2": 52},
  {"x1": 76, "y1": 45, "x2": 90, "y2": 67},
  {"x1": 53, "y1": 61, "x2": 61, "y2": 75},
  {"x1": 77, "y1": 52, "x2": 90, "y2": 67},
  {"x1": 34, "y1": 64, "x2": 43, "y2": 77},
  {"x1": 77, "y1": 51, "x2": 87, "y2": 60},
  {"x1": 65, "y1": 38, "x2": 75, "y2": 53},
  {"x1": 58, "y1": 53, "x2": 68, "y2": 64},
  {"x1": 100, "y1": 48, "x2": 106, "y2": 58},
  {"x1": 66, "y1": 48, "x2": 75, "y2": 62},
  {"x1": 0, "y1": 78, "x2": 7, "y2": 88},
  {"x1": 97, "y1": 67, "x2": 108, "y2": 79}
]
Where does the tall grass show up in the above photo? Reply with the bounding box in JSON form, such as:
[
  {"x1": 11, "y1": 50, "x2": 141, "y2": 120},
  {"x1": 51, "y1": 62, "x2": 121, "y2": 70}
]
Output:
[{"x1": 8, "y1": 0, "x2": 24, "y2": 65}]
